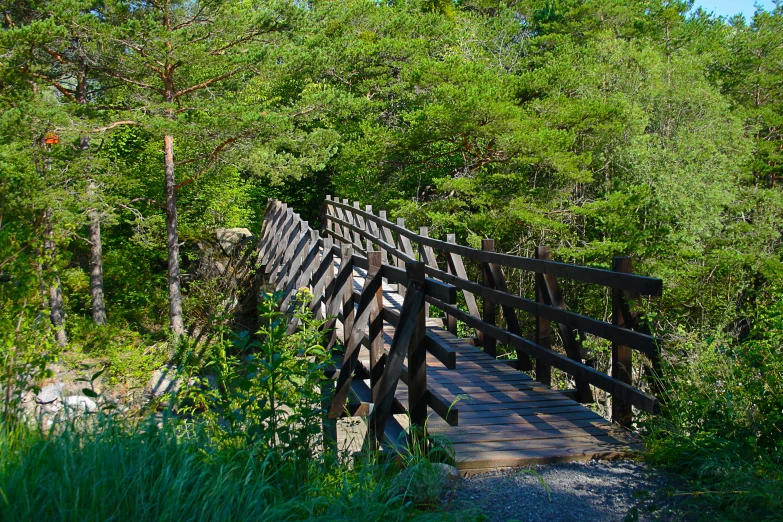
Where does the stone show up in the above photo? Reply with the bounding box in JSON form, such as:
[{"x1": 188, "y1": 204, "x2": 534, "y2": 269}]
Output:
[
  {"x1": 432, "y1": 463, "x2": 462, "y2": 481},
  {"x1": 36, "y1": 383, "x2": 64, "y2": 404},
  {"x1": 65, "y1": 396, "x2": 98, "y2": 413},
  {"x1": 147, "y1": 367, "x2": 181, "y2": 398},
  {"x1": 216, "y1": 228, "x2": 254, "y2": 255}
]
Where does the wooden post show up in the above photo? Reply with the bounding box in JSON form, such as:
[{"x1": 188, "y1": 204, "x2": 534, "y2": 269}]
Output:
[
  {"x1": 419, "y1": 226, "x2": 435, "y2": 319},
  {"x1": 324, "y1": 195, "x2": 333, "y2": 237},
  {"x1": 445, "y1": 234, "x2": 458, "y2": 336},
  {"x1": 406, "y1": 260, "x2": 428, "y2": 440},
  {"x1": 482, "y1": 239, "x2": 497, "y2": 358},
  {"x1": 340, "y1": 243, "x2": 354, "y2": 347},
  {"x1": 535, "y1": 246, "x2": 552, "y2": 386},
  {"x1": 351, "y1": 201, "x2": 365, "y2": 249},
  {"x1": 378, "y1": 210, "x2": 395, "y2": 266},
  {"x1": 396, "y1": 217, "x2": 408, "y2": 297},
  {"x1": 368, "y1": 251, "x2": 385, "y2": 401},
  {"x1": 612, "y1": 256, "x2": 633, "y2": 427}
]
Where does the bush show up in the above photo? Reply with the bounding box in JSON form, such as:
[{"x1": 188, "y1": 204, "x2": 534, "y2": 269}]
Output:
[{"x1": 644, "y1": 290, "x2": 783, "y2": 520}]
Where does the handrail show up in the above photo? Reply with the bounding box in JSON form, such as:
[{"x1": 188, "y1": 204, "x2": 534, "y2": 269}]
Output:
[{"x1": 325, "y1": 197, "x2": 663, "y2": 296}]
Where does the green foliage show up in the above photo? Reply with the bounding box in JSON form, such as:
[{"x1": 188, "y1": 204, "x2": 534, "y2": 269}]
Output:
[
  {"x1": 177, "y1": 293, "x2": 331, "y2": 458},
  {"x1": 0, "y1": 295, "x2": 465, "y2": 521},
  {"x1": 0, "y1": 416, "x2": 461, "y2": 521}
]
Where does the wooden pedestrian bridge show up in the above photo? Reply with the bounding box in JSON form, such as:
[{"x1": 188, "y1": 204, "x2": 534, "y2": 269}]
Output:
[{"x1": 257, "y1": 197, "x2": 664, "y2": 474}]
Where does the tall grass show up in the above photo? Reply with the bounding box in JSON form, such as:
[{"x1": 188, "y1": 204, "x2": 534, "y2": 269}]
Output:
[{"x1": 0, "y1": 416, "x2": 454, "y2": 521}]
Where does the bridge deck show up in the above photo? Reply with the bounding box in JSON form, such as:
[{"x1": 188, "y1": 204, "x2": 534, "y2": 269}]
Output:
[{"x1": 337, "y1": 265, "x2": 639, "y2": 475}]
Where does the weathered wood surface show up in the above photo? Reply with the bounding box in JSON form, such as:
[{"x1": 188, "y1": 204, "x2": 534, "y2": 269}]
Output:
[{"x1": 336, "y1": 265, "x2": 640, "y2": 474}]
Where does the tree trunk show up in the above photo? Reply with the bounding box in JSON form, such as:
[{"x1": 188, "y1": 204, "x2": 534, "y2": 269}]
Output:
[
  {"x1": 44, "y1": 210, "x2": 67, "y2": 347},
  {"x1": 88, "y1": 186, "x2": 107, "y2": 325},
  {"x1": 77, "y1": 66, "x2": 108, "y2": 326},
  {"x1": 164, "y1": 133, "x2": 185, "y2": 337}
]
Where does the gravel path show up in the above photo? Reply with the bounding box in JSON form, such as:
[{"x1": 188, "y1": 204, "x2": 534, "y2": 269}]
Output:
[{"x1": 446, "y1": 460, "x2": 688, "y2": 522}]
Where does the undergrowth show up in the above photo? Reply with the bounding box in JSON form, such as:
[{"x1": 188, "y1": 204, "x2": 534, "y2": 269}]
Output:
[
  {"x1": 643, "y1": 293, "x2": 783, "y2": 521},
  {"x1": 0, "y1": 292, "x2": 467, "y2": 521}
]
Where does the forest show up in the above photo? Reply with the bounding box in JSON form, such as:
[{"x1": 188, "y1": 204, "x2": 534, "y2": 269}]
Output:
[{"x1": 1, "y1": 0, "x2": 782, "y2": 520}]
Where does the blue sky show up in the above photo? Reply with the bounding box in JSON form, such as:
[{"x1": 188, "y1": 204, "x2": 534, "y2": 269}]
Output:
[{"x1": 693, "y1": 0, "x2": 776, "y2": 18}]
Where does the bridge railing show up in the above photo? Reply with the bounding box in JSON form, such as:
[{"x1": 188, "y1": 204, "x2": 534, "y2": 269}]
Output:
[
  {"x1": 320, "y1": 196, "x2": 664, "y2": 428},
  {"x1": 257, "y1": 199, "x2": 458, "y2": 452}
]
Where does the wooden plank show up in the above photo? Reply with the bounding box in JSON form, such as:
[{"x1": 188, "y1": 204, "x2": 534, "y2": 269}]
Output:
[
  {"x1": 453, "y1": 445, "x2": 634, "y2": 470},
  {"x1": 443, "y1": 427, "x2": 628, "y2": 445}
]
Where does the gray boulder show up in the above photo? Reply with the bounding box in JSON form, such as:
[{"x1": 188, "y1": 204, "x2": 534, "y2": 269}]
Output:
[
  {"x1": 216, "y1": 228, "x2": 254, "y2": 254},
  {"x1": 147, "y1": 367, "x2": 181, "y2": 398},
  {"x1": 65, "y1": 396, "x2": 98, "y2": 413},
  {"x1": 36, "y1": 383, "x2": 65, "y2": 404}
]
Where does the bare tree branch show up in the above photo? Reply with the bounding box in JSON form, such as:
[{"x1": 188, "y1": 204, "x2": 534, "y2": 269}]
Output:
[
  {"x1": 174, "y1": 130, "x2": 254, "y2": 190},
  {"x1": 175, "y1": 68, "x2": 242, "y2": 98}
]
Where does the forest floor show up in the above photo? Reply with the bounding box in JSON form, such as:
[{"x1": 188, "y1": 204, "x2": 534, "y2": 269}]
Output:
[{"x1": 445, "y1": 459, "x2": 694, "y2": 522}]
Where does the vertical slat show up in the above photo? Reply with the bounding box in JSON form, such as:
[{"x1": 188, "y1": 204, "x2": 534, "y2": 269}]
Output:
[
  {"x1": 323, "y1": 195, "x2": 335, "y2": 237},
  {"x1": 535, "y1": 246, "x2": 552, "y2": 386},
  {"x1": 419, "y1": 226, "x2": 440, "y2": 319},
  {"x1": 368, "y1": 251, "x2": 385, "y2": 402},
  {"x1": 274, "y1": 221, "x2": 310, "y2": 290},
  {"x1": 405, "y1": 261, "x2": 428, "y2": 446},
  {"x1": 282, "y1": 230, "x2": 320, "y2": 314},
  {"x1": 365, "y1": 205, "x2": 379, "y2": 252},
  {"x1": 378, "y1": 210, "x2": 396, "y2": 266},
  {"x1": 396, "y1": 217, "x2": 415, "y2": 296},
  {"x1": 321, "y1": 242, "x2": 352, "y2": 351},
  {"x1": 261, "y1": 206, "x2": 291, "y2": 267},
  {"x1": 445, "y1": 236, "x2": 458, "y2": 336},
  {"x1": 340, "y1": 243, "x2": 355, "y2": 347},
  {"x1": 310, "y1": 237, "x2": 334, "y2": 321},
  {"x1": 612, "y1": 256, "x2": 633, "y2": 427},
  {"x1": 266, "y1": 214, "x2": 301, "y2": 276},
  {"x1": 482, "y1": 239, "x2": 497, "y2": 358},
  {"x1": 332, "y1": 200, "x2": 350, "y2": 243},
  {"x1": 258, "y1": 199, "x2": 282, "y2": 261},
  {"x1": 445, "y1": 234, "x2": 482, "y2": 341},
  {"x1": 346, "y1": 200, "x2": 363, "y2": 249}
]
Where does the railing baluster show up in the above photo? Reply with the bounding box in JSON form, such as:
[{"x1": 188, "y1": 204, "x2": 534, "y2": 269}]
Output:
[
  {"x1": 482, "y1": 239, "x2": 497, "y2": 358},
  {"x1": 368, "y1": 251, "x2": 385, "y2": 402},
  {"x1": 612, "y1": 256, "x2": 634, "y2": 427},
  {"x1": 535, "y1": 246, "x2": 552, "y2": 386}
]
